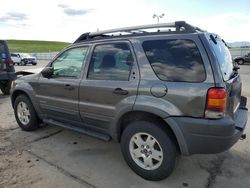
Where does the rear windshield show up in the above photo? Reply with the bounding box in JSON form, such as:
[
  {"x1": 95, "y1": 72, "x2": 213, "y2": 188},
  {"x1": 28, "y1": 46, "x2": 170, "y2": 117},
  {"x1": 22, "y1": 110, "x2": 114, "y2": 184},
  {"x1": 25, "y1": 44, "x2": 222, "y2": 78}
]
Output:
[
  {"x1": 142, "y1": 39, "x2": 206, "y2": 82},
  {"x1": 208, "y1": 35, "x2": 233, "y2": 81},
  {"x1": 0, "y1": 43, "x2": 7, "y2": 62}
]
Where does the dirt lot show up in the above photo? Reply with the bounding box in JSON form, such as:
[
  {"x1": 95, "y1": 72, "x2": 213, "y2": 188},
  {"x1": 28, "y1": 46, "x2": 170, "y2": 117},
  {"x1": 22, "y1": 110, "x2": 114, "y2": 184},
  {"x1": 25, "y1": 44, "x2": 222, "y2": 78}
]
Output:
[{"x1": 0, "y1": 61, "x2": 250, "y2": 188}]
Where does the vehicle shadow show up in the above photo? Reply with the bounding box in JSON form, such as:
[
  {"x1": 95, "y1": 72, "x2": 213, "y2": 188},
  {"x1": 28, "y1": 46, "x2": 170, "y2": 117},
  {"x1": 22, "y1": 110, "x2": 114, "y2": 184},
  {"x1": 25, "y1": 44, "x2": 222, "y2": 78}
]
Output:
[{"x1": 7, "y1": 124, "x2": 250, "y2": 188}]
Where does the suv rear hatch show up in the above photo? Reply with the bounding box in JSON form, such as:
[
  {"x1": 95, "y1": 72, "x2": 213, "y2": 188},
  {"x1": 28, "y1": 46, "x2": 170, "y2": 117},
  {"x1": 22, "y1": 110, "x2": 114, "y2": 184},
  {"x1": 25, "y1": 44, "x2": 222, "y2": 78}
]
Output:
[{"x1": 208, "y1": 34, "x2": 242, "y2": 119}]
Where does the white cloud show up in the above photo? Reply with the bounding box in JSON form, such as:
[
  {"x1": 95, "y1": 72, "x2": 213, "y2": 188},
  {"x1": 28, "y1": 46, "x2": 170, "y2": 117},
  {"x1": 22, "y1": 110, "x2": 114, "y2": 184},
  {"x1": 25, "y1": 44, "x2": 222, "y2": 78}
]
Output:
[
  {"x1": 58, "y1": 4, "x2": 93, "y2": 16},
  {"x1": 190, "y1": 13, "x2": 250, "y2": 42}
]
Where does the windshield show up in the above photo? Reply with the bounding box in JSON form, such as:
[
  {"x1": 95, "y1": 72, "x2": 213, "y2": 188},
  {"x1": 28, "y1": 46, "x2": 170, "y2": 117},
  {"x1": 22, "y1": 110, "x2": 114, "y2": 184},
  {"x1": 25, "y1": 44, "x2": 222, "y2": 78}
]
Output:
[{"x1": 208, "y1": 34, "x2": 233, "y2": 81}]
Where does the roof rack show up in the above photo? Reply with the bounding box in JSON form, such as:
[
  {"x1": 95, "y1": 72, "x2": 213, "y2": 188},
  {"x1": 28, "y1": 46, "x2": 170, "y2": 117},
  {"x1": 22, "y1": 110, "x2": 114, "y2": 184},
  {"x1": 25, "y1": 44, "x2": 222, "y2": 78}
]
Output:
[{"x1": 74, "y1": 21, "x2": 204, "y2": 43}]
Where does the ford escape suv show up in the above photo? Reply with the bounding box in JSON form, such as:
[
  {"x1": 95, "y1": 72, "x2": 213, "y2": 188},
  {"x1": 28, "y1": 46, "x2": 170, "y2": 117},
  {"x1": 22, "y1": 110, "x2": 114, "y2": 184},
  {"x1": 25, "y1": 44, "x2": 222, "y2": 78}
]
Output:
[
  {"x1": 0, "y1": 40, "x2": 16, "y2": 95},
  {"x1": 11, "y1": 21, "x2": 248, "y2": 181}
]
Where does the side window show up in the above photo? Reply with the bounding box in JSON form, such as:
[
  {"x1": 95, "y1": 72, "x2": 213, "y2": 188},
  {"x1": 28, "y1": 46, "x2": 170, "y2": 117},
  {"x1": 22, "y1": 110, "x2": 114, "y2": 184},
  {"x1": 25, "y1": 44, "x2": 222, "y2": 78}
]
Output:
[
  {"x1": 142, "y1": 39, "x2": 206, "y2": 82},
  {"x1": 52, "y1": 47, "x2": 88, "y2": 78},
  {"x1": 87, "y1": 43, "x2": 133, "y2": 81}
]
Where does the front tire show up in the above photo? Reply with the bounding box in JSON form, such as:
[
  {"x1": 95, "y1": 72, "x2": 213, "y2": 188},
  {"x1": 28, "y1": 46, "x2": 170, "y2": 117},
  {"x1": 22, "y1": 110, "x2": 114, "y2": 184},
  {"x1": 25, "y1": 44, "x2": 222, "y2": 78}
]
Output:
[
  {"x1": 21, "y1": 60, "x2": 26, "y2": 66},
  {"x1": 121, "y1": 121, "x2": 177, "y2": 181},
  {"x1": 14, "y1": 95, "x2": 39, "y2": 131}
]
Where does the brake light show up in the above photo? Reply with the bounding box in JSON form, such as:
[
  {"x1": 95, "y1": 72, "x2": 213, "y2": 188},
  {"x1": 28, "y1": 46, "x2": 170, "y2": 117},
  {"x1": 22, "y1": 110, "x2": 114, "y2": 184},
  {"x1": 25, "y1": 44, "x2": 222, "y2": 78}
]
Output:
[
  {"x1": 6, "y1": 59, "x2": 14, "y2": 65},
  {"x1": 205, "y1": 88, "x2": 227, "y2": 119}
]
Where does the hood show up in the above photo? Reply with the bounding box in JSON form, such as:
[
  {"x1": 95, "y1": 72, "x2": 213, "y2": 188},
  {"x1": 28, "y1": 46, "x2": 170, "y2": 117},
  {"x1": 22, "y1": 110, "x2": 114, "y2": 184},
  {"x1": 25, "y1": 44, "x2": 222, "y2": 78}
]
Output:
[{"x1": 16, "y1": 67, "x2": 44, "y2": 76}]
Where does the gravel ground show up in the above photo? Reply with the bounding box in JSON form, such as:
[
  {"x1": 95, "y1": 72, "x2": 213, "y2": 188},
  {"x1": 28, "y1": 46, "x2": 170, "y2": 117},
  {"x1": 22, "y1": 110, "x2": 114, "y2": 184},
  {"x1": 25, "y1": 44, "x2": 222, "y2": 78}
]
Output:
[{"x1": 0, "y1": 62, "x2": 249, "y2": 188}]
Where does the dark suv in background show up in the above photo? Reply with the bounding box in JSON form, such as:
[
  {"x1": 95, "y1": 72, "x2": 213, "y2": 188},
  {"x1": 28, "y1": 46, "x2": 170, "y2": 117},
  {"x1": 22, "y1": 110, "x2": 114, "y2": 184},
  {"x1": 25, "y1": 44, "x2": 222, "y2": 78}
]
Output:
[
  {"x1": 11, "y1": 21, "x2": 248, "y2": 181},
  {"x1": 0, "y1": 40, "x2": 16, "y2": 95},
  {"x1": 234, "y1": 53, "x2": 250, "y2": 65}
]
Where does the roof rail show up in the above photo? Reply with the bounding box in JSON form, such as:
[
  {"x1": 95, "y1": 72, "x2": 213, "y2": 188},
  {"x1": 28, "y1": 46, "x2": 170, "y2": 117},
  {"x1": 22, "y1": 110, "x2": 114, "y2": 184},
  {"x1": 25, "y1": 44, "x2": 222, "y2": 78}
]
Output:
[{"x1": 74, "y1": 21, "x2": 204, "y2": 43}]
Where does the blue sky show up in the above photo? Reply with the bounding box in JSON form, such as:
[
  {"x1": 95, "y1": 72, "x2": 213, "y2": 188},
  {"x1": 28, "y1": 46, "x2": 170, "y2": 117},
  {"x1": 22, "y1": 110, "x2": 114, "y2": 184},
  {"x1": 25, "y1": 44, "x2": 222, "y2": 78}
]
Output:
[{"x1": 0, "y1": 0, "x2": 249, "y2": 42}]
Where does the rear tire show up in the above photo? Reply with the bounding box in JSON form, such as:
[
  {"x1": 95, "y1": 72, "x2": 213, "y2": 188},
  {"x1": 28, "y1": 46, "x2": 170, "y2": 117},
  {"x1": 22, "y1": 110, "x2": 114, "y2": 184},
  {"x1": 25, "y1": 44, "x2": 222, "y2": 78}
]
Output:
[
  {"x1": 1, "y1": 81, "x2": 12, "y2": 95},
  {"x1": 237, "y1": 59, "x2": 244, "y2": 65},
  {"x1": 121, "y1": 121, "x2": 177, "y2": 181},
  {"x1": 20, "y1": 60, "x2": 26, "y2": 66},
  {"x1": 14, "y1": 95, "x2": 39, "y2": 131}
]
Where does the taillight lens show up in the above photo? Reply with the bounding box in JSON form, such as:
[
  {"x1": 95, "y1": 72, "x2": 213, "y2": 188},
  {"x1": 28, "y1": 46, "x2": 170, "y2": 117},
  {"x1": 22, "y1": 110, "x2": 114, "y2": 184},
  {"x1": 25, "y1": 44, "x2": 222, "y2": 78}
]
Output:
[
  {"x1": 7, "y1": 59, "x2": 14, "y2": 65},
  {"x1": 205, "y1": 87, "x2": 227, "y2": 119}
]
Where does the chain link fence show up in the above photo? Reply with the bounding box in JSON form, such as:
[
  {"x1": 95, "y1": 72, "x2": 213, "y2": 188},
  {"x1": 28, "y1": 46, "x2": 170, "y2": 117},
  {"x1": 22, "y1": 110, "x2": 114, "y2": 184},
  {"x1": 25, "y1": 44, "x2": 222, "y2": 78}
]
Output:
[
  {"x1": 31, "y1": 52, "x2": 59, "y2": 60},
  {"x1": 29, "y1": 48, "x2": 250, "y2": 61},
  {"x1": 229, "y1": 48, "x2": 250, "y2": 59}
]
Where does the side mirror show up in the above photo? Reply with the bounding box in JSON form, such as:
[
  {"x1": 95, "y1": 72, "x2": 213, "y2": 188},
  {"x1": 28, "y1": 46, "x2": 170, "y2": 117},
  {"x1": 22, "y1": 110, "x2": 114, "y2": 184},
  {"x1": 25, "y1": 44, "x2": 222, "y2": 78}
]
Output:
[{"x1": 41, "y1": 67, "x2": 53, "y2": 78}]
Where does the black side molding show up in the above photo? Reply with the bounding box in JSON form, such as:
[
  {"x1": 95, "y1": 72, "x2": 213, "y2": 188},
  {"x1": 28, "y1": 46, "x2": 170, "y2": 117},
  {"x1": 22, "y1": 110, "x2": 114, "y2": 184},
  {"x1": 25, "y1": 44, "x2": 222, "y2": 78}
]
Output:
[{"x1": 43, "y1": 119, "x2": 111, "y2": 141}]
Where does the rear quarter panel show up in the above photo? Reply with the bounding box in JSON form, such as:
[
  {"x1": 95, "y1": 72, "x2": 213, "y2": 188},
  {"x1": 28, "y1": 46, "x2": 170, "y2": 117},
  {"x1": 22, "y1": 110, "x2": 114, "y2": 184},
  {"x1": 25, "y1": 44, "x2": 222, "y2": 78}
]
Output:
[{"x1": 130, "y1": 34, "x2": 215, "y2": 117}]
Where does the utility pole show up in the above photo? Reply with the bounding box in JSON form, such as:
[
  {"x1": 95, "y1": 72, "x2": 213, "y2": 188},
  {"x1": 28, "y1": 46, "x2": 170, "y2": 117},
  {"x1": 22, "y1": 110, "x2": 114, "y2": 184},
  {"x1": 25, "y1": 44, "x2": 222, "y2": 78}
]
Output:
[{"x1": 153, "y1": 13, "x2": 165, "y2": 24}]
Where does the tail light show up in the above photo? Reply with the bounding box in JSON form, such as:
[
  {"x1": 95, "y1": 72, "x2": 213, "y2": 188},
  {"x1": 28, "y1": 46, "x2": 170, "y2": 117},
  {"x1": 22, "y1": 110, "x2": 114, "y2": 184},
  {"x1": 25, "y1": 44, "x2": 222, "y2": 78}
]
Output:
[
  {"x1": 205, "y1": 87, "x2": 227, "y2": 119},
  {"x1": 6, "y1": 59, "x2": 14, "y2": 65}
]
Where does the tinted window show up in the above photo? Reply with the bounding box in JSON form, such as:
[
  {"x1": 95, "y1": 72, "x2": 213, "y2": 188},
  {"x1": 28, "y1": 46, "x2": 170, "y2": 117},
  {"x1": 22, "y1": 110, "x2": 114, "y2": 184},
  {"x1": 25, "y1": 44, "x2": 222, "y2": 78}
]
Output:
[
  {"x1": 142, "y1": 39, "x2": 206, "y2": 82},
  {"x1": 88, "y1": 43, "x2": 133, "y2": 81},
  {"x1": 52, "y1": 47, "x2": 88, "y2": 78},
  {"x1": 208, "y1": 36, "x2": 233, "y2": 81},
  {"x1": 0, "y1": 43, "x2": 7, "y2": 60}
]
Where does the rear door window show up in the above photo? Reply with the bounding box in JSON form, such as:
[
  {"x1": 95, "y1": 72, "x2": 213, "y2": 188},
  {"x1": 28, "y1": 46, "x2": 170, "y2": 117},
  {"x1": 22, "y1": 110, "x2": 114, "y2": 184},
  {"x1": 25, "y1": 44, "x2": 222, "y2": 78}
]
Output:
[
  {"x1": 87, "y1": 43, "x2": 133, "y2": 81},
  {"x1": 142, "y1": 39, "x2": 206, "y2": 82}
]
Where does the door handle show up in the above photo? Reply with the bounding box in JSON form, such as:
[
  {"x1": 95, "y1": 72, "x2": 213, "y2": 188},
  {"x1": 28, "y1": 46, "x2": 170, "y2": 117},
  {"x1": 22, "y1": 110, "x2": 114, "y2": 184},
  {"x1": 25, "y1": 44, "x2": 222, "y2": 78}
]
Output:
[
  {"x1": 64, "y1": 84, "x2": 74, "y2": 91},
  {"x1": 113, "y1": 88, "x2": 128, "y2": 95}
]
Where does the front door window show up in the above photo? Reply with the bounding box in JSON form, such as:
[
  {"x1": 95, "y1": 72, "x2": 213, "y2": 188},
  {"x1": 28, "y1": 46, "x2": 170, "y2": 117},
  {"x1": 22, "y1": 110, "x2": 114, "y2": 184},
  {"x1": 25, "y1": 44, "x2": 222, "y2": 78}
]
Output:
[{"x1": 52, "y1": 47, "x2": 88, "y2": 78}]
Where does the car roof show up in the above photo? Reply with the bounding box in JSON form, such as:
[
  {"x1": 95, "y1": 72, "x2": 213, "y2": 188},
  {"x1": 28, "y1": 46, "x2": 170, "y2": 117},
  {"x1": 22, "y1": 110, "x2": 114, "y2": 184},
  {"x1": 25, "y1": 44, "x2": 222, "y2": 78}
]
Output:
[{"x1": 73, "y1": 21, "x2": 205, "y2": 45}]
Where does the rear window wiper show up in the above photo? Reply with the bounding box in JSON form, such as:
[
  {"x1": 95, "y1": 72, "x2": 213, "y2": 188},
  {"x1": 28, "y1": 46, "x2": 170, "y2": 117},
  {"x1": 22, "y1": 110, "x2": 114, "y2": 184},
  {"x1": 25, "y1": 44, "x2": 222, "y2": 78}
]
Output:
[{"x1": 210, "y1": 35, "x2": 217, "y2": 44}]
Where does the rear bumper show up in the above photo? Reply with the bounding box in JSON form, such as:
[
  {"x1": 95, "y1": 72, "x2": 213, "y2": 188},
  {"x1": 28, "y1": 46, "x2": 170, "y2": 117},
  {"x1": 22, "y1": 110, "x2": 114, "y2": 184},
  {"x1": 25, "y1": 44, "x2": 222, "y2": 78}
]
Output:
[{"x1": 168, "y1": 96, "x2": 248, "y2": 155}]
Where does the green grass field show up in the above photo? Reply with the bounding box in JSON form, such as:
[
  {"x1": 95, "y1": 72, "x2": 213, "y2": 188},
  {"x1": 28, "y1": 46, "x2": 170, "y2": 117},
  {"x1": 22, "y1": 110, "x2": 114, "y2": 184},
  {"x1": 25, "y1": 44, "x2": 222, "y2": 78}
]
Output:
[{"x1": 7, "y1": 40, "x2": 71, "y2": 53}]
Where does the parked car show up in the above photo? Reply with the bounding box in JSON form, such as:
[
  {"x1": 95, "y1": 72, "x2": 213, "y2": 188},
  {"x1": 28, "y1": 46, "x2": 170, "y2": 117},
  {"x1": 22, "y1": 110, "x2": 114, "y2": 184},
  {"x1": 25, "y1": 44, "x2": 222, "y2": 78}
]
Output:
[
  {"x1": 11, "y1": 21, "x2": 248, "y2": 181},
  {"x1": 0, "y1": 40, "x2": 16, "y2": 95},
  {"x1": 16, "y1": 53, "x2": 37, "y2": 66},
  {"x1": 11, "y1": 53, "x2": 21, "y2": 65},
  {"x1": 234, "y1": 53, "x2": 250, "y2": 65}
]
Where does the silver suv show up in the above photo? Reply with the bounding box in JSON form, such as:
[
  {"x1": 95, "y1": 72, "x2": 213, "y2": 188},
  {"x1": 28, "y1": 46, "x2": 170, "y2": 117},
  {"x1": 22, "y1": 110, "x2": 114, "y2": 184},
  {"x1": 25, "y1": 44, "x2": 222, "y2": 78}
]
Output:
[{"x1": 11, "y1": 21, "x2": 248, "y2": 181}]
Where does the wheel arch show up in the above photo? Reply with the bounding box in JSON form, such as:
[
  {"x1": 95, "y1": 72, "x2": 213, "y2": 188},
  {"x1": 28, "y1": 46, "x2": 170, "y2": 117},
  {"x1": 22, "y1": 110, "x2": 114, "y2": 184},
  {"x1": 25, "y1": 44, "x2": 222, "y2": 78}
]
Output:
[
  {"x1": 115, "y1": 110, "x2": 186, "y2": 154},
  {"x1": 11, "y1": 90, "x2": 30, "y2": 107},
  {"x1": 11, "y1": 89, "x2": 42, "y2": 120}
]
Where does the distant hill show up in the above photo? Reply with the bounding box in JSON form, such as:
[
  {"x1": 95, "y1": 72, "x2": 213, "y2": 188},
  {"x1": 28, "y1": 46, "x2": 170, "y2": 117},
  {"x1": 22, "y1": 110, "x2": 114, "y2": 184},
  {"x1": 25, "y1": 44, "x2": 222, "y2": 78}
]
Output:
[
  {"x1": 7, "y1": 40, "x2": 71, "y2": 53},
  {"x1": 227, "y1": 41, "x2": 250, "y2": 48}
]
